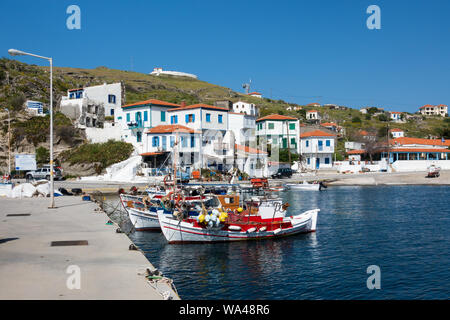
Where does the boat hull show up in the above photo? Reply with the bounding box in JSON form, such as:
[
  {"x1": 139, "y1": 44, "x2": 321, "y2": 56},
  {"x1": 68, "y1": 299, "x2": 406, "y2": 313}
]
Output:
[
  {"x1": 286, "y1": 183, "x2": 321, "y2": 191},
  {"x1": 158, "y1": 209, "x2": 319, "y2": 244}
]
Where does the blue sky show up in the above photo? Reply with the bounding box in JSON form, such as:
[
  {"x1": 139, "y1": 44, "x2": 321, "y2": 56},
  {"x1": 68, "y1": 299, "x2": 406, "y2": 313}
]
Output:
[{"x1": 1, "y1": 0, "x2": 449, "y2": 112}]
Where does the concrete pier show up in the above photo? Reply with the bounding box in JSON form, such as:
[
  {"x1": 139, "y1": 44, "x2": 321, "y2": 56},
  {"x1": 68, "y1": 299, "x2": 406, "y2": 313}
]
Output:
[{"x1": 0, "y1": 196, "x2": 180, "y2": 300}]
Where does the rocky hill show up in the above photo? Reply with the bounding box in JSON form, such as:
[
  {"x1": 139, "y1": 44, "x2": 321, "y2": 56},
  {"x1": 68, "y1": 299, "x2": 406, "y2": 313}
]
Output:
[{"x1": 0, "y1": 58, "x2": 448, "y2": 175}]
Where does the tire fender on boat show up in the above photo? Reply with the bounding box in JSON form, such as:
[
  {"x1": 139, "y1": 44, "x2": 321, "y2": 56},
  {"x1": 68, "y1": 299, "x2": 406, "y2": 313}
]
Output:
[{"x1": 228, "y1": 225, "x2": 241, "y2": 231}]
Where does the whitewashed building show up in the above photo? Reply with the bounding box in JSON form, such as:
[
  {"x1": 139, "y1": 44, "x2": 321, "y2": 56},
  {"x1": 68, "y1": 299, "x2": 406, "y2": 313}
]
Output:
[
  {"x1": 419, "y1": 104, "x2": 448, "y2": 117},
  {"x1": 235, "y1": 144, "x2": 268, "y2": 178},
  {"x1": 256, "y1": 114, "x2": 300, "y2": 154},
  {"x1": 390, "y1": 111, "x2": 405, "y2": 123},
  {"x1": 117, "y1": 99, "x2": 181, "y2": 153},
  {"x1": 390, "y1": 128, "x2": 405, "y2": 138},
  {"x1": 228, "y1": 112, "x2": 256, "y2": 145},
  {"x1": 232, "y1": 101, "x2": 259, "y2": 117},
  {"x1": 61, "y1": 82, "x2": 123, "y2": 118},
  {"x1": 306, "y1": 110, "x2": 320, "y2": 120},
  {"x1": 25, "y1": 100, "x2": 45, "y2": 116},
  {"x1": 300, "y1": 130, "x2": 336, "y2": 170}
]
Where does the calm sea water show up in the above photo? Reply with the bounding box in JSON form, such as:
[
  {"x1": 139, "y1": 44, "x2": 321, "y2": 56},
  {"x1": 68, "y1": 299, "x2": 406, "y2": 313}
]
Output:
[{"x1": 119, "y1": 186, "x2": 450, "y2": 299}]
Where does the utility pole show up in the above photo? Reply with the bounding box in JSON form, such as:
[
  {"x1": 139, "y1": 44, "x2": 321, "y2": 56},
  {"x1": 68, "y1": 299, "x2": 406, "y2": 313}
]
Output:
[
  {"x1": 286, "y1": 120, "x2": 291, "y2": 165},
  {"x1": 5, "y1": 108, "x2": 11, "y2": 177}
]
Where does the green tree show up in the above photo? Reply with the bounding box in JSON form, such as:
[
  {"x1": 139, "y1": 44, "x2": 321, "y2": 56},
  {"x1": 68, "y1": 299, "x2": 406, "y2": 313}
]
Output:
[{"x1": 36, "y1": 146, "x2": 49, "y2": 164}]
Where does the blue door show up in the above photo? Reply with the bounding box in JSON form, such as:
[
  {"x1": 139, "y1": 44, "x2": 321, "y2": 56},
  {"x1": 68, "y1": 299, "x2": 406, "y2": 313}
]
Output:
[{"x1": 316, "y1": 158, "x2": 320, "y2": 169}]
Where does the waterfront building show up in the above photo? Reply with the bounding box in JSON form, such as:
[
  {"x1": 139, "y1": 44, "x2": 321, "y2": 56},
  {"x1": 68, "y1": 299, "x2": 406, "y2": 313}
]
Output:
[
  {"x1": 256, "y1": 114, "x2": 300, "y2": 154},
  {"x1": 142, "y1": 124, "x2": 202, "y2": 175},
  {"x1": 167, "y1": 103, "x2": 234, "y2": 172},
  {"x1": 117, "y1": 99, "x2": 181, "y2": 153},
  {"x1": 299, "y1": 130, "x2": 336, "y2": 170},
  {"x1": 235, "y1": 144, "x2": 268, "y2": 178},
  {"x1": 419, "y1": 104, "x2": 448, "y2": 117},
  {"x1": 343, "y1": 136, "x2": 450, "y2": 172}
]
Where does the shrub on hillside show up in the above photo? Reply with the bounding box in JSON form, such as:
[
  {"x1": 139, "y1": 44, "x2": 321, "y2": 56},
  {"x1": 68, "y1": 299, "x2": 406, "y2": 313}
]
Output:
[{"x1": 59, "y1": 140, "x2": 134, "y2": 173}]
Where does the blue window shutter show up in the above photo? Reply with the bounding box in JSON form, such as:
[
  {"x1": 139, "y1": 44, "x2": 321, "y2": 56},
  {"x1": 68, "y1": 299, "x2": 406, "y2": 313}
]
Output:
[
  {"x1": 144, "y1": 111, "x2": 148, "y2": 121},
  {"x1": 326, "y1": 140, "x2": 330, "y2": 147},
  {"x1": 126, "y1": 113, "x2": 130, "y2": 122},
  {"x1": 306, "y1": 140, "x2": 309, "y2": 147},
  {"x1": 192, "y1": 114, "x2": 195, "y2": 122},
  {"x1": 175, "y1": 115, "x2": 178, "y2": 124},
  {"x1": 191, "y1": 135, "x2": 195, "y2": 147},
  {"x1": 185, "y1": 114, "x2": 189, "y2": 123}
]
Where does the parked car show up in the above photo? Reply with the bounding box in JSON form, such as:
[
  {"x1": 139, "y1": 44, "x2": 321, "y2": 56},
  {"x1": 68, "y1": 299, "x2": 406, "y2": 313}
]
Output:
[
  {"x1": 271, "y1": 168, "x2": 293, "y2": 179},
  {"x1": 26, "y1": 166, "x2": 63, "y2": 181}
]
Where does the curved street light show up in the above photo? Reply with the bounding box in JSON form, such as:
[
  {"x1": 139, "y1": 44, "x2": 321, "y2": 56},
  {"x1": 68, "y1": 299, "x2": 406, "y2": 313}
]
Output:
[{"x1": 8, "y1": 49, "x2": 55, "y2": 208}]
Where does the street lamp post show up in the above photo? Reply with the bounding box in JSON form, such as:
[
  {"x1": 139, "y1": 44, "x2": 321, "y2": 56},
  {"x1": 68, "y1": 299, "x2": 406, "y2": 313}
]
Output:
[
  {"x1": 5, "y1": 108, "x2": 11, "y2": 178},
  {"x1": 8, "y1": 49, "x2": 55, "y2": 208}
]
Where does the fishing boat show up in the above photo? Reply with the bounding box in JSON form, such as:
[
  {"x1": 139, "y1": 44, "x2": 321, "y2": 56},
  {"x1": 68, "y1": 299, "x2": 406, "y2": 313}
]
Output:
[
  {"x1": 285, "y1": 181, "x2": 323, "y2": 191},
  {"x1": 120, "y1": 191, "x2": 242, "y2": 231},
  {"x1": 157, "y1": 198, "x2": 319, "y2": 243}
]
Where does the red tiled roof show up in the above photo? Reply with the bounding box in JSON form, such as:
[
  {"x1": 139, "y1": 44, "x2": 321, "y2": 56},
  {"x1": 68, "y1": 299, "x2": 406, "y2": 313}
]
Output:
[
  {"x1": 123, "y1": 99, "x2": 181, "y2": 109},
  {"x1": 390, "y1": 128, "x2": 404, "y2": 132},
  {"x1": 307, "y1": 110, "x2": 318, "y2": 113},
  {"x1": 256, "y1": 114, "x2": 298, "y2": 122},
  {"x1": 347, "y1": 149, "x2": 366, "y2": 155},
  {"x1": 390, "y1": 137, "x2": 450, "y2": 147},
  {"x1": 248, "y1": 92, "x2": 261, "y2": 95},
  {"x1": 145, "y1": 124, "x2": 199, "y2": 134},
  {"x1": 300, "y1": 130, "x2": 335, "y2": 138},
  {"x1": 320, "y1": 122, "x2": 337, "y2": 127},
  {"x1": 68, "y1": 88, "x2": 83, "y2": 92},
  {"x1": 167, "y1": 104, "x2": 229, "y2": 112},
  {"x1": 235, "y1": 144, "x2": 267, "y2": 154},
  {"x1": 420, "y1": 104, "x2": 448, "y2": 109},
  {"x1": 390, "y1": 111, "x2": 402, "y2": 114}
]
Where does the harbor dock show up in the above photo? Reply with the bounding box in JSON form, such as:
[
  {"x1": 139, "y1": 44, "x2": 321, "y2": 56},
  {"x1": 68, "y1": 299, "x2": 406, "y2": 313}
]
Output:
[{"x1": 0, "y1": 196, "x2": 180, "y2": 300}]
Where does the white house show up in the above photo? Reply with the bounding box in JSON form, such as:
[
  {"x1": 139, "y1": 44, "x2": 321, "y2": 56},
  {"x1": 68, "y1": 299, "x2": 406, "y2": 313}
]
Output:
[
  {"x1": 390, "y1": 111, "x2": 405, "y2": 123},
  {"x1": 150, "y1": 67, "x2": 197, "y2": 79},
  {"x1": 256, "y1": 114, "x2": 300, "y2": 154},
  {"x1": 228, "y1": 112, "x2": 256, "y2": 145},
  {"x1": 117, "y1": 99, "x2": 181, "y2": 153},
  {"x1": 61, "y1": 82, "x2": 123, "y2": 118},
  {"x1": 306, "y1": 110, "x2": 320, "y2": 120},
  {"x1": 235, "y1": 144, "x2": 268, "y2": 178},
  {"x1": 390, "y1": 128, "x2": 405, "y2": 138},
  {"x1": 419, "y1": 104, "x2": 448, "y2": 117},
  {"x1": 247, "y1": 92, "x2": 262, "y2": 98},
  {"x1": 167, "y1": 103, "x2": 234, "y2": 171},
  {"x1": 142, "y1": 124, "x2": 202, "y2": 175},
  {"x1": 232, "y1": 101, "x2": 259, "y2": 117},
  {"x1": 300, "y1": 130, "x2": 336, "y2": 170},
  {"x1": 25, "y1": 100, "x2": 45, "y2": 116}
]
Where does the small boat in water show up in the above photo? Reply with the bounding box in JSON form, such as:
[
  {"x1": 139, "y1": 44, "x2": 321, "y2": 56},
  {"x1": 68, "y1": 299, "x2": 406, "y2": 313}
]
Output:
[
  {"x1": 157, "y1": 197, "x2": 319, "y2": 243},
  {"x1": 285, "y1": 181, "x2": 324, "y2": 191}
]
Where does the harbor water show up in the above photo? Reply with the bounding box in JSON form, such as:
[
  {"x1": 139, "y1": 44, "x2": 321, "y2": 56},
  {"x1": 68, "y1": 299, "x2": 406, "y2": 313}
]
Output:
[{"x1": 112, "y1": 185, "x2": 450, "y2": 299}]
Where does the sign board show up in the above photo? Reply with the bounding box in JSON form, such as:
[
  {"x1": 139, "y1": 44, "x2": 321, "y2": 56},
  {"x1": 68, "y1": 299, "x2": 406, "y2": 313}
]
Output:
[{"x1": 15, "y1": 154, "x2": 37, "y2": 171}]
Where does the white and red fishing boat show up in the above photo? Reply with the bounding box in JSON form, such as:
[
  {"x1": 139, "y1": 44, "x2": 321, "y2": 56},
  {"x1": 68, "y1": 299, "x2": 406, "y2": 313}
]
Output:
[{"x1": 157, "y1": 198, "x2": 319, "y2": 243}]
